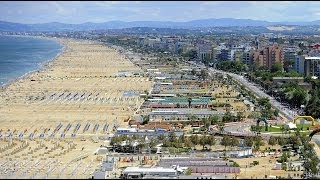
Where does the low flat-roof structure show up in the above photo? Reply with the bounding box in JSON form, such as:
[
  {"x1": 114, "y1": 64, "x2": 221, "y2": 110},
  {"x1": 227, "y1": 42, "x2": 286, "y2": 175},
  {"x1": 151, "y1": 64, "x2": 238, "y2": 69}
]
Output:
[
  {"x1": 305, "y1": 57, "x2": 320, "y2": 60},
  {"x1": 121, "y1": 167, "x2": 177, "y2": 179},
  {"x1": 148, "y1": 108, "x2": 225, "y2": 121}
]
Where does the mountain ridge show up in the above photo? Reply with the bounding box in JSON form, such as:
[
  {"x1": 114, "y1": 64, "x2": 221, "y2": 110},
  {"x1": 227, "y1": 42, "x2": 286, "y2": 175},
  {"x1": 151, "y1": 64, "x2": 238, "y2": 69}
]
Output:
[{"x1": 1, "y1": 18, "x2": 320, "y2": 32}]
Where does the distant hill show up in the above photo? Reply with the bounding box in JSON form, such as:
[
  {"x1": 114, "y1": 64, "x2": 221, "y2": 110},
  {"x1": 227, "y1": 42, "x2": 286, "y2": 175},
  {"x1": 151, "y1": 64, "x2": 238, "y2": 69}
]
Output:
[{"x1": 1, "y1": 18, "x2": 320, "y2": 32}]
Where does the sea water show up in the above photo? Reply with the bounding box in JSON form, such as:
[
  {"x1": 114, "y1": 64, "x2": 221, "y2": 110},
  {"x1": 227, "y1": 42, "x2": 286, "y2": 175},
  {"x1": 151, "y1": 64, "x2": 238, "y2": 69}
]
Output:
[{"x1": 0, "y1": 35, "x2": 62, "y2": 87}]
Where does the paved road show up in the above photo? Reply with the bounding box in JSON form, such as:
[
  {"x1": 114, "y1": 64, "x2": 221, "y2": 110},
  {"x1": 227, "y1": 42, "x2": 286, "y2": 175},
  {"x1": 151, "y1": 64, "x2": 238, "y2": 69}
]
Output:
[
  {"x1": 223, "y1": 71, "x2": 297, "y2": 122},
  {"x1": 222, "y1": 123, "x2": 291, "y2": 138},
  {"x1": 189, "y1": 62, "x2": 297, "y2": 122}
]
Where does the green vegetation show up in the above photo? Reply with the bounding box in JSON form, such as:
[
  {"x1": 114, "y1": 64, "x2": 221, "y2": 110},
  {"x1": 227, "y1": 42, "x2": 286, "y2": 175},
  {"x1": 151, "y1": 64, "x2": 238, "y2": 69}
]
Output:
[
  {"x1": 253, "y1": 136, "x2": 264, "y2": 151},
  {"x1": 185, "y1": 168, "x2": 192, "y2": 175},
  {"x1": 220, "y1": 135, "x2": 240, "y2": 150},
  {"x1": 305, "y1": 86, "x2": 320, "y2": 118},
  {"x1": 279, "y1": 82, "x2": 308, "y2": 108},
  {"x1": 254, "y1": 124, "x2": 312, "y2": 133},
  {"x1": 216, "y1": 61, "x2": 247, "y2": 73},
  {"x1": 182, "y1": 49, "x2": 197, "y2": 60},
  {"x1": 162, "y1": 134, "x2": 216, "y2": 151}
]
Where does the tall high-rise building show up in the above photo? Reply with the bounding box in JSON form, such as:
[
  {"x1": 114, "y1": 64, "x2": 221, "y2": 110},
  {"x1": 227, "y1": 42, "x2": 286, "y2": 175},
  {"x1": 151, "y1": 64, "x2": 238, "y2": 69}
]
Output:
[
  {"x1": 294, "y1": 55, "x2": 305, "y2": 75},
  {"x1": 242, "y1": 51, "x2": 254, "y2": 65},
  {"x1": 253, "y1": 44, "x2": 284, "y2": 69},
  {"x1": 197, "y1": 44, "x2": 213, "y2": 61},
  {"x1": 304, "y1": 57, "x2": 320, "y2": 78}
]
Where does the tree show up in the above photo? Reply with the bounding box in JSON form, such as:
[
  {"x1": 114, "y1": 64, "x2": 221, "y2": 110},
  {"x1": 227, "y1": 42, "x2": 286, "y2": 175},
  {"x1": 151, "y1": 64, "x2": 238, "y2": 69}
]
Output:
[
  {"x1": 202, "y1": 56, "x2": 212, "y2": 66},
  {"x1": 253, "y1": 135, "x2": 264, "y2": 151},
  {"x1": 221, "y1": 135, "x2": 232, "y2": 151},
  {"x1": 209, "y1": 115, "x2": 219, "y2": 125},
  {"x1": 206, "y1": 135, "x2": 216, "y2": 148},
  {"x1": 288, "y1": 135, "x2": 301, "y2": 147},
  {"x1": 185, "y1": 168, "x2": 192, "y2": 175},
  {"x1": 199, "y1": 136, "x2": 207, "y2": 150},
  {"x1": 222, "y1": 111, "x2": 235, "y2": 122},
  {"x1": 283, "y1": 60, "x2": 295, "y2": 72},
  {"x1": 244, "y1": 137, "x2": 254, "y2": 147},
  {"x1": 142, "y1": 115, "x2": 150, "y2": 125},
  {"x1": 236, "y1": 112, "x2": 245, "y2": 121},
  {"x1": 190, "y1": 135, "x2": 199, "y2": 149},
  {"x1": 202, "y1": 118, "x2": 211, "y2": 131},
  {"x1": 176, "y1": 103, "x2": 181, "y2": 108},
  {"x1": 191, "y1": 68, "x2": 197, "y2": 75},
  {"x1": 290, "y1": 88, "x2": 307, "y2": 108},
  {"x1": 304, "y1": 155, "x2": 320, "y2": 176},
  {"x1": 168, "y1": 131, "x2": 176, "y2": 143},
  {"x1": 277, "y1": 137, "x2": 287, "y2": 146},
  {"x1": 110, "y1": 136, "x2": 120, "y2": 146},
  {"x1": 274, "y1": 109, "x2": 279, "y2": 117},
  {"x1": 217, "y1": 122, "x2": 225, "y2": 134},
  {"x1": 305, "y1": 88, "x2": 320, "y2": 118},
  {"x1": 200, "y1": 69, "x2": 208, "y2": 81},
  {"x1": 268, "y1": 136, "x2": 277, "y2": 148},
  {"x1": 158, "y1": 134, "x2": 165, "y2": 141},
  {"x1": 271, "y1": 63, "x2": 283, "y2": 73},
  {"x1": 184, "y1": 138, "x2": 193, "y2": 148},
  {"x1": 183, "y1": 49, "x2": 197, "y2": 59},
  {"x1": 149, "y1": 139, "x2": 157, "y2": 149},
  {"x1": 279, "y1": 151, "x2": 290, "y2": 163},
  {"x1": 258, "y1": 98, "x2": 272, "y2": 109},
  {"x1": 137, "y1": 142, "x2": 146, "y2": 153},
  {"x1": 230, "y1": 137, "x2": 240, "y2": 149}
]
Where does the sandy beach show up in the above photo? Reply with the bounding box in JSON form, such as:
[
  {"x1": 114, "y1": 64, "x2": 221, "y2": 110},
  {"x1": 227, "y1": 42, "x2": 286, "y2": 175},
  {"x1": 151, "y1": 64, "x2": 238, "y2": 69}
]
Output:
[{"x1": 0, "y1": 38, "x2": 152, "y2": 178}]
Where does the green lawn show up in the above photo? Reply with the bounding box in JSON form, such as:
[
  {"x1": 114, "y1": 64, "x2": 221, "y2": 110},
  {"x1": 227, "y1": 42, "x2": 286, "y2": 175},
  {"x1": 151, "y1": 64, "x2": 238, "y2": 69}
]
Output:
[
  {"x1": 259, "y1": 124, "x2": 312, "y2": 133},
  {"x1": 168, "y1": 147, "x2": 191, "y2": 153}
]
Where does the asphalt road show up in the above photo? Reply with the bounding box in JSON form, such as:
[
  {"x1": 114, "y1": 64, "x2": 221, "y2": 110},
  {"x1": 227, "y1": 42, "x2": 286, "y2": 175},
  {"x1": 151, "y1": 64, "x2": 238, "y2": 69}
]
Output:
[{"x1": 189, "y1": 62, "x2": 298, "y2": 122}]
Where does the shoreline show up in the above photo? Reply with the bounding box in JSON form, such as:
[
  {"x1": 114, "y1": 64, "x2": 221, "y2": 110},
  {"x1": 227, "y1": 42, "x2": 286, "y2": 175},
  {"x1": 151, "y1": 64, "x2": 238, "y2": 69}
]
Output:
[
  {"x1": 0, "y1": 35, "x2": 66, "y2": 90},
  {"x1": 0, "y1": 38, "x2": 153, "y2": 179}
]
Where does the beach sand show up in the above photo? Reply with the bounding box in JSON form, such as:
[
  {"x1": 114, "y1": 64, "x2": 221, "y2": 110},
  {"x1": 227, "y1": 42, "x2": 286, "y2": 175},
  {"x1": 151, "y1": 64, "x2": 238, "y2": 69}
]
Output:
[{"x1": 0, "y1": 38, "x2": 152, "y2": 178}]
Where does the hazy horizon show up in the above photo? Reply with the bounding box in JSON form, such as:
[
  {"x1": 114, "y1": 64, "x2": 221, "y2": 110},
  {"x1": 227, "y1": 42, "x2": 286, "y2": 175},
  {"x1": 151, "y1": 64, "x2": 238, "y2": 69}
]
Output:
[{"x1": 1, "y1": 1, "x2": 320, "y2": 24}]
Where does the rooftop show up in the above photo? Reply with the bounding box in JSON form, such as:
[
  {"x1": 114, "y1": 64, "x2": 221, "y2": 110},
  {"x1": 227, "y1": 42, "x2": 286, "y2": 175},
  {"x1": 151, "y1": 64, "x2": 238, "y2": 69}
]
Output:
[
  {"x1": 122, "y1": 167, "x2": 177, "y2": 174},
  {"x1": 148, "y1": 97, "x2": 213, "y2": 104},
  {"x1": 149, "y1": 108, "x2": 225, "y2": 115},
  {"x1": 305, "y1": 57, "x2": 320, "y2": 60},
  {"x1": 272, "y1": 77, "x2": 304, "y2": 79}
]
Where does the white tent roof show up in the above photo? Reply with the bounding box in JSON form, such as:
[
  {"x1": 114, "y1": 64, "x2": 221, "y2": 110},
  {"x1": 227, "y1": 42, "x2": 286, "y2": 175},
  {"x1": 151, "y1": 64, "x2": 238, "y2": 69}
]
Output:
[{"x1": 285, "y1": 122, "x2": 297, "y2": 129}]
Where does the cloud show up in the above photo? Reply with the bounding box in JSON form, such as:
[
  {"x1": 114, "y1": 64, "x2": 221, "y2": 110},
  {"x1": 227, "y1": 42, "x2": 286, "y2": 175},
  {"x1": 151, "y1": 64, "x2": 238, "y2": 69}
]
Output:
[{"x1": 0, "y1": 1, "x2": 320, "y2": 23}]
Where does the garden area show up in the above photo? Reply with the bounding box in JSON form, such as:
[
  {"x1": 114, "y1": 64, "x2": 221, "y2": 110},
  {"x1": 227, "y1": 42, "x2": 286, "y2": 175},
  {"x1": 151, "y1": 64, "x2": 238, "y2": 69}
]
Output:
[{"x1": 250, "y1": 123, "x2": 313, "y2": 136}]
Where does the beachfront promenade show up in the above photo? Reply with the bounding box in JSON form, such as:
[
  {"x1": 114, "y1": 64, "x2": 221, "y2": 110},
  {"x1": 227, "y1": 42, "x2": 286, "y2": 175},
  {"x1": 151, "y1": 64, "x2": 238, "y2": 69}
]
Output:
[{"x1": 0, "y1": 38, "x2": 153, "y2": 179}]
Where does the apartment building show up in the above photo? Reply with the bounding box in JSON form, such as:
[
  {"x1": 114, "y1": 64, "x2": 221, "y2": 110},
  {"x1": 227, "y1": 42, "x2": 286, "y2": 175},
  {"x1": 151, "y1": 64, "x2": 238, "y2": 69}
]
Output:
[
  {"x1": 253, "y1": 44, "x2": 284, "y2": 69},
  {"x1": 304, "y1": 57, "x2": 320, "y2": 78}
]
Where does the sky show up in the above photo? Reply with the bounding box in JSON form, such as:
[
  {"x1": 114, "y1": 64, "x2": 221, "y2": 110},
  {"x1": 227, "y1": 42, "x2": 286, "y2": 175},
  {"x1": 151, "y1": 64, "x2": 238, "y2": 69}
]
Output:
[{"x1": 1, "y1": 1, "x2": 320, "y2": 24}]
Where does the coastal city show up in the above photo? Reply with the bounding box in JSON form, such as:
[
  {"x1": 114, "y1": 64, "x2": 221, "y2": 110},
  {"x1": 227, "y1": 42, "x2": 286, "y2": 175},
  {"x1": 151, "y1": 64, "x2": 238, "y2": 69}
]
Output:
[{"x1": 1, "y1": 1, "x2": 320, "y2": 179}]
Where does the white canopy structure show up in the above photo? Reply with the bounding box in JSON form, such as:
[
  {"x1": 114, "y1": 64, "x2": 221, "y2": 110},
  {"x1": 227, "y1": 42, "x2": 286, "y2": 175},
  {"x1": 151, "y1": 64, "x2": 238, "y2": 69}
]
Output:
[{"x1": 285, "y1": 122, "x2": 297, "y2": 129}]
